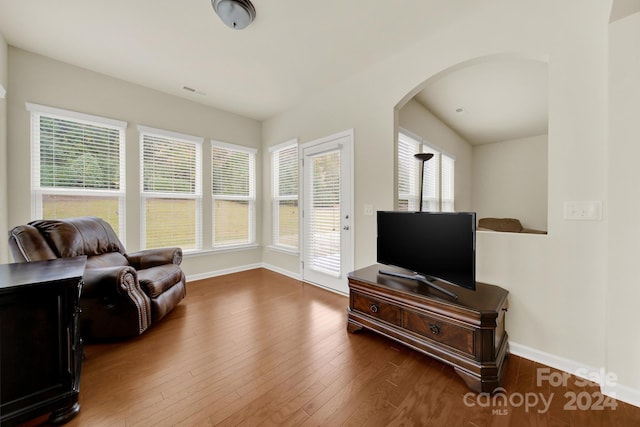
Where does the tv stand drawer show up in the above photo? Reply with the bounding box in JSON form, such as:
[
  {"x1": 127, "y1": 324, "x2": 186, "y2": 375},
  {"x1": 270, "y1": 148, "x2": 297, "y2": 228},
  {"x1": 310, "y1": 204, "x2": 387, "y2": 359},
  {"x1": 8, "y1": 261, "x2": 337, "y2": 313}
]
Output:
[
  {"x1": 403, "y1": 310, "x2": 475, "y2": 357},
  {"x1": 351, "y1": 292, "x2": 401, "y2": 326}
]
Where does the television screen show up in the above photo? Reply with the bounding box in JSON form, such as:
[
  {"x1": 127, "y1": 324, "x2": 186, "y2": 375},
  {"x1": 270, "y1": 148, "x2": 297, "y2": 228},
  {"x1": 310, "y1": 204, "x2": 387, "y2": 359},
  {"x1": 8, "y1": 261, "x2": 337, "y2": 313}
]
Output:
[{"x1": 377, "y1": 211, "x2": 476, "y2": 291}]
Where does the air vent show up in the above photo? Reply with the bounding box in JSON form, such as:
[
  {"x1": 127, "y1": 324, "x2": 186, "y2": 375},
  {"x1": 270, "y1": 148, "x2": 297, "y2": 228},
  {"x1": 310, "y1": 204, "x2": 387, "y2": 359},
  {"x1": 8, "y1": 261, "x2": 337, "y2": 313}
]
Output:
[{"x1": 183, "y1": 86, "x2": 206, "y2": 96}]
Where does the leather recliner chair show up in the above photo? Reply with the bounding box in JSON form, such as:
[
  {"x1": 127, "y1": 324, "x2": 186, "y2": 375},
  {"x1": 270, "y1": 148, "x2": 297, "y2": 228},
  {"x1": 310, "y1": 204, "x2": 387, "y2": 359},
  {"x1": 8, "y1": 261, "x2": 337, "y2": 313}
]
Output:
[{"x1": 8, "y1": 216, "x2": 186, "y2": 340}]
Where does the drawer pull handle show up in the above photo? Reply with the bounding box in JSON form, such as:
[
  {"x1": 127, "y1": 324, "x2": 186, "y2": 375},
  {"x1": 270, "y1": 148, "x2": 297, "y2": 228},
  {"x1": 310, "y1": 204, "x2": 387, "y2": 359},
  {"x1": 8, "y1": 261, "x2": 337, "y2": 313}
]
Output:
[
  {"x1": 370, "y1": 304, "x2": 379, "y2": 313},
  {"x1": 429, "y1": 323, "x2": 440, "y2": 335}
]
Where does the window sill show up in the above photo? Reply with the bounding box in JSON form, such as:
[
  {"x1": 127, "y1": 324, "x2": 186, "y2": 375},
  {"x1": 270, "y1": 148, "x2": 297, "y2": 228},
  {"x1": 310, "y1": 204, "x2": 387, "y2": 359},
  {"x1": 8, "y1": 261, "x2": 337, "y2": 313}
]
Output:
[{"x1": 183, "y1": 244, "x2": 260, "y2": 258}]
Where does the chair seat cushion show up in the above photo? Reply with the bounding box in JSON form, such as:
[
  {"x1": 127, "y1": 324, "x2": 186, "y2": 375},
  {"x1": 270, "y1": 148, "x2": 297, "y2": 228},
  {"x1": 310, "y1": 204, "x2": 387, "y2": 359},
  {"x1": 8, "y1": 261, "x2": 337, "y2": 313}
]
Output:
[
  {"x1": 86, "y1": 252, "x2": 129, "y2": 269},
  {"x1": 137, "y1": 264, "x2": 183, "y2": 298}
]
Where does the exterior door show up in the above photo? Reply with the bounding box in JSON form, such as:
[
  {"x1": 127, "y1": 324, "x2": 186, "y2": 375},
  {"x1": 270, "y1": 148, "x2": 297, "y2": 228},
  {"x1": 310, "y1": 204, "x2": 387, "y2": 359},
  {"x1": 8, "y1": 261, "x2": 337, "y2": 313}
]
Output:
[{"x1": 300, "y1": 130, "x2": 353, "y2": 294}]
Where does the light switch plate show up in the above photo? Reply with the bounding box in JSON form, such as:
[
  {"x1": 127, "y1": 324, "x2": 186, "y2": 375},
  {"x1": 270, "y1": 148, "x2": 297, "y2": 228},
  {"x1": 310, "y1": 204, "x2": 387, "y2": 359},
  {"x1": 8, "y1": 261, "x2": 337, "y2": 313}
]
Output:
[{"x1": 364, "y1": 204, "x2": 374, "y2": 216}]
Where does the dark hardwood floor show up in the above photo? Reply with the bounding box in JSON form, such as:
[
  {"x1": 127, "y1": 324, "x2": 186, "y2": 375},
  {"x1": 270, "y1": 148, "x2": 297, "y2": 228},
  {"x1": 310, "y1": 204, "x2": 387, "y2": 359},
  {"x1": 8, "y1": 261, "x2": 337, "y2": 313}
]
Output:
[{"x1": 23, "y1": 268, "x2": 640, "y2": 426}]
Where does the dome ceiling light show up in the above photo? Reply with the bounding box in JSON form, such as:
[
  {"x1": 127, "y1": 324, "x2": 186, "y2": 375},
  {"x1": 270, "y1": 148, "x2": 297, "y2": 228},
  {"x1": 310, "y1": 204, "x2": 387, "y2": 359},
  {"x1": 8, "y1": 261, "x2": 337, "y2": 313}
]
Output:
[{"x1": 211, "y1": 0, "x2": 256, "y2": 30}]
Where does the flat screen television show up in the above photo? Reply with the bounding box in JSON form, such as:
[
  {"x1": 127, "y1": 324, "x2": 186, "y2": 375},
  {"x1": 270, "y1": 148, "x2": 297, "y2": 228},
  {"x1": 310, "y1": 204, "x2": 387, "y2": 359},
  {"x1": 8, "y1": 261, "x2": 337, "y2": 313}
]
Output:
[{"x1": 377, "y1": 211, "x2": 476, "y2": 298}]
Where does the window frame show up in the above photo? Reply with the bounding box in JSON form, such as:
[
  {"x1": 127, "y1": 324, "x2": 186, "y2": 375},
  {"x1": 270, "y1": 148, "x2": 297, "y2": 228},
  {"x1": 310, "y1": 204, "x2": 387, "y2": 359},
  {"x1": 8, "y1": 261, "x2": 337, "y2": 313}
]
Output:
[
  {"x1": 269, "y1": 139, "x2": 299, "y2": 254},
  {"x1": 28, "y1": 102, "x2": 127, "y2": 237},
  {"x1": 211, "y1": 140, "x2": 257, "y2": 251},
  {"x1": 138, "y1": 125, "x2": 203, "y2": 252},
  {"x1": 397, "y1": 128, "x2": 455, "y2": 212}
]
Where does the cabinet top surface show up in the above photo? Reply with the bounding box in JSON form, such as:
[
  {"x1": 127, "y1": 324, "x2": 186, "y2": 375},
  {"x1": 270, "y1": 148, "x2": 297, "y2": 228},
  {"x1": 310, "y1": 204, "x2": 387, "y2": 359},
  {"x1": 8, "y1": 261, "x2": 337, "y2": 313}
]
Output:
[
  {"x1": 0, "y1": 256, "x2": 87, "y2": 290},
  {"x1": 349, "y1": 264, "x2": 508, "y2": 314}
]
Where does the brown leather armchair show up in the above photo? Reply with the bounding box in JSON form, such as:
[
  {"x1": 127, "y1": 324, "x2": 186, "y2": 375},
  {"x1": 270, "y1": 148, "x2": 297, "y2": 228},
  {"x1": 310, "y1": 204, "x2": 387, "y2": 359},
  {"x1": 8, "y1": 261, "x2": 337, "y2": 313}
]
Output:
[{"x1": 8, "y1": 216, "x2": 186, "y2": 340}]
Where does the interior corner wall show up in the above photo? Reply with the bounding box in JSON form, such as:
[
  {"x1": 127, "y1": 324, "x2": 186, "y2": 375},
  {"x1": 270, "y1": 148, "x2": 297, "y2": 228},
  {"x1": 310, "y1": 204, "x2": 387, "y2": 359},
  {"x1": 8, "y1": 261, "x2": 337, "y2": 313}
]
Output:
[
  {"x1": 607, "y1": 11, "x2": 640, "y2": 404},
  {"x1": 6, "y1": 47, "x2": 263, "y2": 277},
  {"x1": 471, "y1": 134, "x2": 548, "y2": 231},
  {"x1": 263, "y1": 0, "x2": 613, "y2": 394},
  {"x1": 398, "y1": 99, "x2": 473, "y2": 211},
  {"x1": 0, "y1": 33, "x2": 8, "y2": 264}
]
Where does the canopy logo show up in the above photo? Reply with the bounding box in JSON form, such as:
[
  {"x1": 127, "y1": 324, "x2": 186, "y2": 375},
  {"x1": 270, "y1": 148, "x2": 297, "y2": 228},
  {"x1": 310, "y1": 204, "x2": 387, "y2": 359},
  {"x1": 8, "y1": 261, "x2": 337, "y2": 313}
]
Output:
[{"x1": 463, "y1": 367, "x2": 618, "y2": 415}]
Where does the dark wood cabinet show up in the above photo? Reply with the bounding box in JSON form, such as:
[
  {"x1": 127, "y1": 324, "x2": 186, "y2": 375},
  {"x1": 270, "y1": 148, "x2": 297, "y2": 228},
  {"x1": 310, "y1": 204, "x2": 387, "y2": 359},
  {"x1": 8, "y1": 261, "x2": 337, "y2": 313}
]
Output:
[
  {"x1": 347, "y1": 264, "x2": 509, "y2": 393},
  {"x1": 0, "y1": 257, "x2": 86, "y2": 426}
]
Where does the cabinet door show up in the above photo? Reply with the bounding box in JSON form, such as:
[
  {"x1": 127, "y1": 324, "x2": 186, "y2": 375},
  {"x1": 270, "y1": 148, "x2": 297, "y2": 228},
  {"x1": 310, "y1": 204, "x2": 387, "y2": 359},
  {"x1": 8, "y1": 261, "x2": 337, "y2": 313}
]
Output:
[{"x1": 0, "y1": 285, "x2": 75, "y2": 418}]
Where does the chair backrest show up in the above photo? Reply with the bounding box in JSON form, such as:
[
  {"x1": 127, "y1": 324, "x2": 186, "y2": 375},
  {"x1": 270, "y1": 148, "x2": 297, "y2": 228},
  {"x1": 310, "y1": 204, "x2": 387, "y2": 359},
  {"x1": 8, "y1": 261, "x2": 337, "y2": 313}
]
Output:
[
  {"x1": 29, "y1": 217, "x2": 127, "y2": 258},
  {"x1": 9, "y1": 217, "x2": 127, "y2": 263},
  {"x1": 8, "y1": 224, "x2": 58, "y2": 262}
]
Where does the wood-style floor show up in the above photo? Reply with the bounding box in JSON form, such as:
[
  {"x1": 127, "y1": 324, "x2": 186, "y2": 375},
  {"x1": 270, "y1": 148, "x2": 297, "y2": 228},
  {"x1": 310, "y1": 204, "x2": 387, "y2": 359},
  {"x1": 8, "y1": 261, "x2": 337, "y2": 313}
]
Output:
[{"x1": 24, "y1": 268, "x2": 640, "y2": 426}]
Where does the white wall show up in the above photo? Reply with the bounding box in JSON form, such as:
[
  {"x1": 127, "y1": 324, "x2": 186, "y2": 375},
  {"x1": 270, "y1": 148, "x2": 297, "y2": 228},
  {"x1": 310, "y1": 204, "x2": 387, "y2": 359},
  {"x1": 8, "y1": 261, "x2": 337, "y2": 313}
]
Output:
[
  {"x1": 0, "y1": 33, "x2": 7, "y2": 263},
  {"x1": 607, "y1": 11, "x2": 640, "y2": 403},
  {"x1": 6, "y1": 48, "x2": 263, "y2": 277},
  {"x1": 398, "y1": 99, "x2": 472, "y2": 211},
  {"x1": 472, "y1": 134, "x2": 548, "y2": 231},
  {"x1": 263, "y1": 0, "x2": 623, "y2": 401}
]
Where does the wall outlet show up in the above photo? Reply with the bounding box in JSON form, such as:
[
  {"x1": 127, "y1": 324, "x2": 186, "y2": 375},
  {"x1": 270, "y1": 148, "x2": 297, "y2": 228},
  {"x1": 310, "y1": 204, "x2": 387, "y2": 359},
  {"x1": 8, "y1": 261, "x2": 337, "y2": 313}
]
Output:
[
  {"x1": 564, "y1": 201, "x2": 602, "y2": 220},
  {"x1": 364, "y1": 204, "x2": 374, "y2": 216}
]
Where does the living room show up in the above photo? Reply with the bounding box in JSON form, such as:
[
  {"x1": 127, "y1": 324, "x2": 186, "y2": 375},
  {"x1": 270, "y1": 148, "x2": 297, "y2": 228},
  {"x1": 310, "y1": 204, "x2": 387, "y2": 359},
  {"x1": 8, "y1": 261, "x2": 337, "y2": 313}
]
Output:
[{"x1": 1, "y1": 0, "x2": 639, "y2": 424}]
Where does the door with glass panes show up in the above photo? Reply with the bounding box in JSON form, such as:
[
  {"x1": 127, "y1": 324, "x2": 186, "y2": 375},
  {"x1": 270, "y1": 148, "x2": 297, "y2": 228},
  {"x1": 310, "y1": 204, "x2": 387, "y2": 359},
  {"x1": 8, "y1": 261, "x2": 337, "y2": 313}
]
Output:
[{"x1": 300, "y1": 130, "x2": 353, "y2": 294}]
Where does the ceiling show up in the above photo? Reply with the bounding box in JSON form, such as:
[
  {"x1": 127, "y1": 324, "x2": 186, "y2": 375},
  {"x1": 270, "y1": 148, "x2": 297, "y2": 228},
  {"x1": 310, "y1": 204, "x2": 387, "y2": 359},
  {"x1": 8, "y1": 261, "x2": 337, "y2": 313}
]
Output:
[
  {"x1": 610, "y1": 0, "x2": 640, "y2": 22},
  {"x1": 0, "y1": 0, "x2": 485, "y2": 121},
  {"x1": 0, "y1": 1, "x2": 636, "y2": 144},
  {"x1": 413, "y1": 58, "x2": 549, "y2": 145}
]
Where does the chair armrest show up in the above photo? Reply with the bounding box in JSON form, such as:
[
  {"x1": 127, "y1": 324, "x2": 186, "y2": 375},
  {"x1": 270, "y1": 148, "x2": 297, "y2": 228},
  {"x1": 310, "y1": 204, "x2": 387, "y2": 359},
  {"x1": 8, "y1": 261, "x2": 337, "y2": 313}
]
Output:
[
  {"x1": 126, "y1": 247, "x2": 183, "y2": 269},
  {"x1": 81, "y1": 266, "x2": 152, "y2": 338},
  {"x1": 82, "y1": 266, "x2": 140, "y2": 298}
]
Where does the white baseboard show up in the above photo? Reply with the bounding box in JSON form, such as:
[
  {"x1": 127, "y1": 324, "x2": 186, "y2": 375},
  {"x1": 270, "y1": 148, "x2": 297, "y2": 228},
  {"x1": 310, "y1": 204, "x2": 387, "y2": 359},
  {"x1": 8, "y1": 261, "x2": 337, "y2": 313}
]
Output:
[
  {"x1": 185, "y1": 263, "x2": 263, "y2": 282},
  {"x1": 509, "y1": 341, "x2": 600, "y2": 380},
  {"x1": 261, "y1": 263, "x2": 302, "y2": 281},
  {"x1": 510, "y1": 341, "x2": 640, "y2": 408},
  {"x1": 602, "y1": 381, "x2": 640, "y2": 409},
  {"x1": 261, "y1": 264, "x2": 348, "y2": 296},
  {"x1": 185, "y1": 263, "x2": 302, "y2": 283}
]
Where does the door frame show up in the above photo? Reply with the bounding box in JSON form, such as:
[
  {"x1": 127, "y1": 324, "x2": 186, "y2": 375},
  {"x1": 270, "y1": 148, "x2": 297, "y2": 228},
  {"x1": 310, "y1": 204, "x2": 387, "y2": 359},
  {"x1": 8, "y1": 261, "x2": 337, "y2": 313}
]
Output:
[{"x1": 299, "y1": 129, "x2": 354, "y2": 294}]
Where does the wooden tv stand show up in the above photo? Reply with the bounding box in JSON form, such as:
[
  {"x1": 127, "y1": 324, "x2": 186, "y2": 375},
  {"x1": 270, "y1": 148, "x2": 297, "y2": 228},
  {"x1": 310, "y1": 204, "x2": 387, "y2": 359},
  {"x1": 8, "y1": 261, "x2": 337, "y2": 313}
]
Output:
[{"x1": 347, "y1": 264, "x2": 509, "y2": 393}]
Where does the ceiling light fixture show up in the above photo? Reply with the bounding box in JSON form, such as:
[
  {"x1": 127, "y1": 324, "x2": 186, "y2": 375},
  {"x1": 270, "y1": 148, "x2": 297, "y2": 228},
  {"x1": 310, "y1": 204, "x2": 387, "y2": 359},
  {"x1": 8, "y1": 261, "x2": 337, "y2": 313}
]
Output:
[{"x1": 211, "y1": 0, "x2": 256, "y2": 30}]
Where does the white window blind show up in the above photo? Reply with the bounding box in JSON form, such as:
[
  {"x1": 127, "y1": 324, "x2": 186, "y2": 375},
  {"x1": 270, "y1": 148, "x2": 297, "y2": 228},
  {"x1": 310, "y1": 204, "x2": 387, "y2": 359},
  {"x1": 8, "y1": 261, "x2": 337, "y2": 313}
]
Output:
[
  {"x1": 28, "y1": 103, "x2": 126, "y2": 236},
  {"x1": 212, "y1": 141, "x2": 256, "y2": 249},
  {"x1": 140, "y1": 126, "x2": 202, "y2": 250},
  {"x1": 397, "y1": 129, "x2": 455, "y2": 212},
  {"x1": 271, "y1": 141, "x2": 299, "y2": 251},
  {"x1": 441, "y1": 154, "x2": 455, "y2": 212},
  {"x1": 308, "y1": 149, "x2": 341, "y2": 277},
  {"x1": 422, "y1": 145, "x2": 440, "y2": 212},
  {"x1": 398, "y1": 132, "x2": 421, "y2": 211}
]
